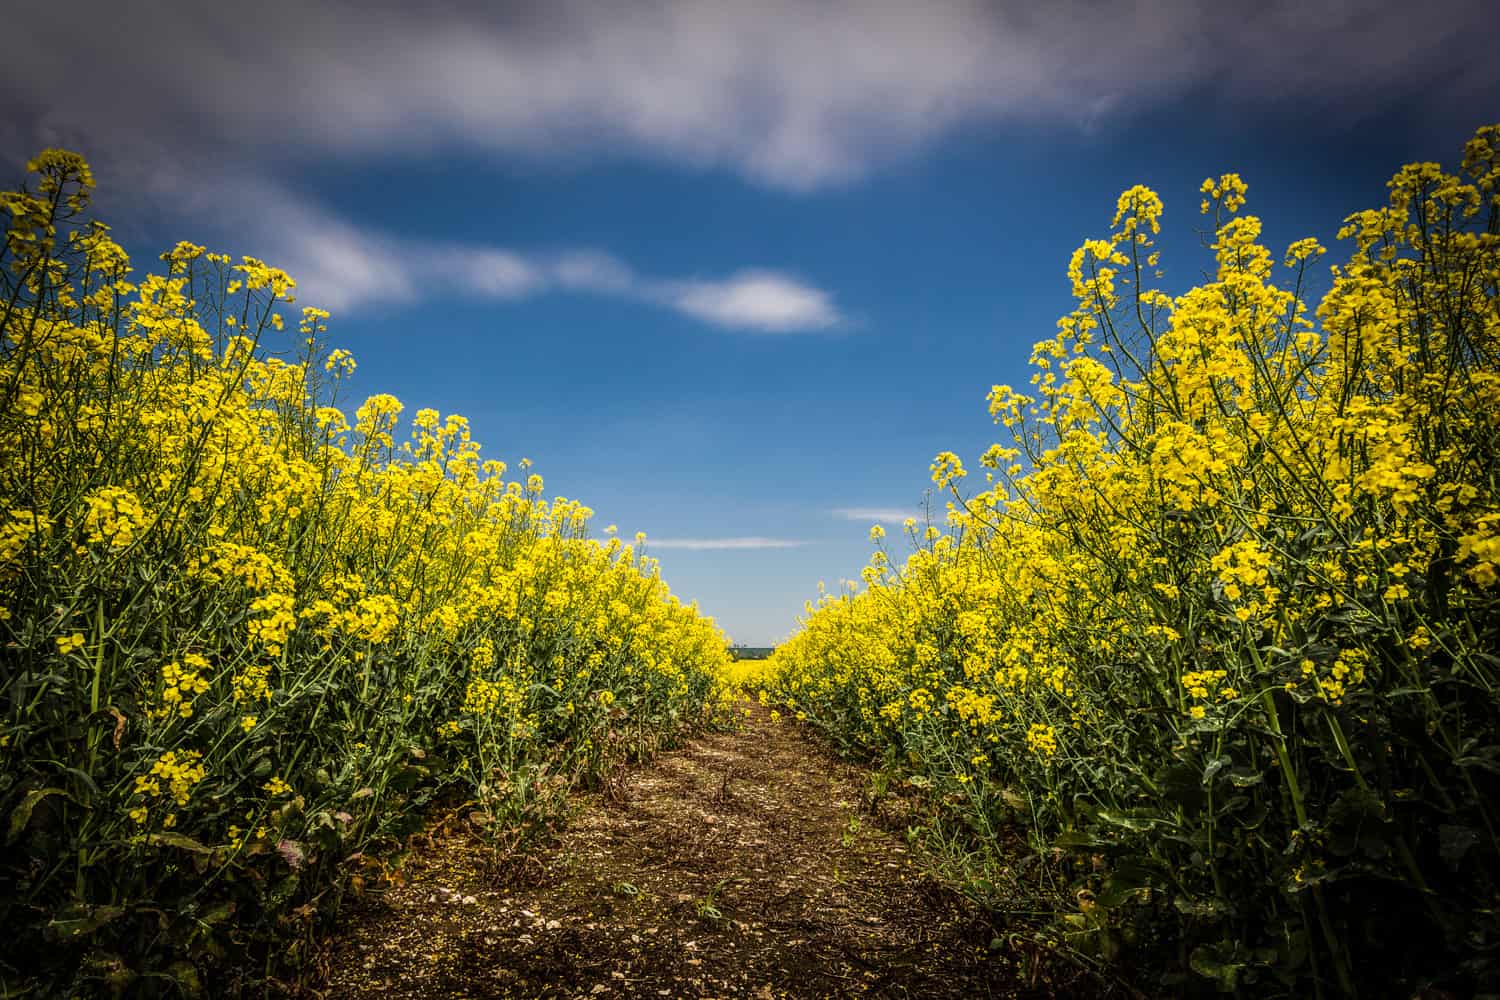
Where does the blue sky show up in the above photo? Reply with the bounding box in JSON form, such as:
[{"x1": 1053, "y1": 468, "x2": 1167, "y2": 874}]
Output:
[{"x1": 4, "y1": 1, "x2": 1494, "y2": 644}]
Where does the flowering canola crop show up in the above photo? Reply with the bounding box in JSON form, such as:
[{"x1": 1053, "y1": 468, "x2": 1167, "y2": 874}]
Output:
[
  {"x1": 0, "y1": 152, "x2": 731, "y2": 992},
  {"x1": 769, "y1": 126, "x2": 1500, "y2": 994}
]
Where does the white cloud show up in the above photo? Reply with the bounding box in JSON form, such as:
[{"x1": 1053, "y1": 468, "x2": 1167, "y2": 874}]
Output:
[
  {"x1": 833, "y1": 507, "x2": 914, "y2": 524},
  {"x1": 278, "y1": 227, "x2": 418, "y2": 313},
  {"x1": 450, "y1": 249, "x2": 545, "y2": 300},
  {"x1": 646, "y1": 537, "x2": 809, "y2": 550},
  {"x1": 657, "y1": 271, "x2": 842, "y2": 333}
]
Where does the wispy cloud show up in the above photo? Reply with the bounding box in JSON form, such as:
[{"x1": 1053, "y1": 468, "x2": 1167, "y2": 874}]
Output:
[
  {"x1": 35, "y1": 152, "x2": 844, "y2": 327},
  {"x1": 834, "y1": 507, "x2": 914, "y2": 524},
  {"x1": 287, "y1": 231, "x2": 842, "y2": 328},
  {"x1": 646, "y1": 537, "x2": 809, "y2": 551}
]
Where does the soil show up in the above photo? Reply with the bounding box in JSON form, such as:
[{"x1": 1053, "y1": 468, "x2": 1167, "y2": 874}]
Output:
[{"x1": 311, "y1": 702, "x2": 1101, "y2": 999}]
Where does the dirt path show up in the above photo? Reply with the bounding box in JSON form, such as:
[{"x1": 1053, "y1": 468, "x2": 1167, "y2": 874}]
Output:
[{"x1": 316, "y1": 703, "x2": 1065, "y2": 999}]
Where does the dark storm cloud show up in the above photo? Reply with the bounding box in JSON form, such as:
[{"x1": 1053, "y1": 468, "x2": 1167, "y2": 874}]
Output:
[
  {"x1": 6, "y1": 0, "x2": 1492, "y2": 188},
  {"x1": 2, "y1": 1, "x2": 1491, "y2": 310}
]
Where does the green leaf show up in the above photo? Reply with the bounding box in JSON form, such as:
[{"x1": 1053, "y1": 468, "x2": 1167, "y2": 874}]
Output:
[
  {"x1": 196, "y1": 901, "x2": 236, "y2": 926},
  {"x1": 1099, "y1": 859, "x2": 1157, "y2": 906},
  {"x1": 148, "y1": 832, "x2": 214, "y2": 854},
  {"x1": 268, "y1": 872, "x2": 301, "y2": 909},
  {"x1": 1202, "y1": 756, "x2": 1231, "y2": 787},
  {"x1": 1383, "y1": 686, "x2": 1431, "y2": 698},
  {"x1": 1054, "y1": 829, "x2": 1112, "y2": 849},
  {"x1": 46, "y1": 903, "x2": 125, "y2": 941},
  {"x1": 1174, "y1": 894, "x2": 1232, "y2": 920},
  {"x1": 6, "y1": 786, "x2": 67, "y2": 843},
  {"x1": 1189, "y1": 942, "x2": 1245, "y2": 989},
  {"x1": 1097, "y1": 809, "x2": 1166, "y2": 832},
  {"x1": 1225, "y1": 767, "x2": 1263, "y2": 788}
]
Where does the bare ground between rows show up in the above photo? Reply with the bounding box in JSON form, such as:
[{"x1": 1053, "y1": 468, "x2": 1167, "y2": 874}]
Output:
[{"x1": 312, "y1": 702, "x2": 1088, "y2": 999}]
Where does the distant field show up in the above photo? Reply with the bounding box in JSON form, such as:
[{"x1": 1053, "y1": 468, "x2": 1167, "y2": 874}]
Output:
[{"x1": 722, "y1": 648, "x2": 779, "y2": 689}]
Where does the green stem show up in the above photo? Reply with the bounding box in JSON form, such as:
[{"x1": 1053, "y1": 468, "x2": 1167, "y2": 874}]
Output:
[
  {"x1": 78, "y1": 596, "x2": 106, "y2": 896},
  {"x1": 1256, "y1": 686, "x2": 1306, "y2": 828}
]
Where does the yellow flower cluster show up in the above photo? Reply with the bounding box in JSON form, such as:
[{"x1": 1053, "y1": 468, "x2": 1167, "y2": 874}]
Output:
[
  {"x1": 1181, "y1": 670, "x2": 1231, "y2": 701},
  {"x1": 1302, "y1": 649, "x2": 1369, "y2": 704},
  {"x1": 462, "y1": 677, "x2": 502, "y2": 715},
  {"x1": 133, "y1": 750, "x2": 207, "y2": 808},
  {"x1": 947, "y1": 685, "x2": 999, "y2": 728},
  {"x1": 1458, "y1": 512, "x2": 1500, "y2": 588},
  {"x1": 1, "y1": 509, "x2": 50, "y2": 569},
  {"x1": 231, "y1": 663, "x2": 272, "y2": 704},
  {"x1": 247, "y1": 593, "x2": 297, "y2": 655},
  {"x1": 81, "y1": 486, "x2": 149, "y2": 550},
  {"x1": 155, "y1": 655, "x2": 212, "y2": 719},
  {"x1": 470, "y1": 637, "x2": 496, "y2": 672},
  {"x1": 301, "y1": 591, "x2": 401, "y2": 645},
  {"x1": 1182, "y1": 670, "x2": 1238, "y2": 718},
  {"x1": 188, "y1": 542, "x2": 292, "y2": 593},
  {"x1": 1025, "y1": 723, "x2": 1058, "y2": 759}
]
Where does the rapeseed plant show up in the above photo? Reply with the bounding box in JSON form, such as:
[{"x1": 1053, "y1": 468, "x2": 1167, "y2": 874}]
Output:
[
  {"x1": 0, "y1": 150, "x2": 732, "y2": 994},
  {"x1": 770, "y1": 125, "x2": 1500, "y2": 995}
]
